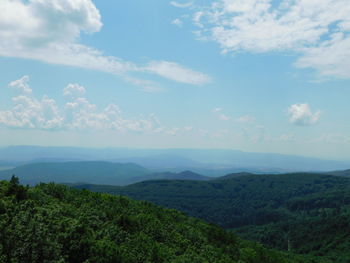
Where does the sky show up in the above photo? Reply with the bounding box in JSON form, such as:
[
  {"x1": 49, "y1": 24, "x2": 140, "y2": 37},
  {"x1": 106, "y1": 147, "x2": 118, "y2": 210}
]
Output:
[{"x1": 0, "y1": 0, "x2": 349, "y2": 161}]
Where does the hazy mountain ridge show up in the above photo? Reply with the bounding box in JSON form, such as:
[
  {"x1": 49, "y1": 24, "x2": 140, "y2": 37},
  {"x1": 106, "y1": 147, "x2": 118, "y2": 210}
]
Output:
[
  {"x1": 1, "y1": 146, "x2": 349, "y2": 174},
  {"x1": 0, "y1": 161, "x2": 211, "y2": 186},
  {"x1": 0, "y1": 161, "x2": 151, "y2": 186}
]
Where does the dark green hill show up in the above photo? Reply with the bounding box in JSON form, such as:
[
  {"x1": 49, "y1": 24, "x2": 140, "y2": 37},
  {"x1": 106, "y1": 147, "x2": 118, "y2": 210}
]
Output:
[
  {"x1": 73, "y1": 173, "x2": 350, "y2": 227},
  {"x1": 71, "y1": 173, "x2": 350, "y2": 262},
  {"x1": 135, "y1": 170, "x2": 211, "y2": 182},
  {"x1": 326, "y1": 169, "x2": 350, "y2": 177},
  {"x1": 0, "y1": 161, "x2": 151, "y2": 186},
  {"x1": 235, "y1": 189, "x2": 350, "y2": 262},
  {"x1": 0, "y1": 177, "x2": 319, "y2": 263}
]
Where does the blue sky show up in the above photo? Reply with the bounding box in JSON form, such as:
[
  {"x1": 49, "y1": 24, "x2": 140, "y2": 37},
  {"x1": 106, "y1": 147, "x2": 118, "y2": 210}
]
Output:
[{"x1": 0, "y1": 0, "x2": 350, "y2": 161}]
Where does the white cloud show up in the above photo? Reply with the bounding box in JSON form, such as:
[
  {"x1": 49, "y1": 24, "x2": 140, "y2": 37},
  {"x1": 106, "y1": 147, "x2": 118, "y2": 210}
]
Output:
[
  {"x1": 63, "y1": 83, "x2": 86, "y2": 98},
  {"x1": 0, "y1": 98, "x2": 62, "y2": 130},
  {"x1": 171, "y1": 18, "x2": 183, "y2": 27},
  {"x1": 193, "y1": 0, "x2": 350, "y2": 78},
  {"x1": 0, "y1": 76, "x2": 63, "y2": 129},
  {"x1": 0, "y1": 0, "x2": 131, "y2": 76},
  {"x1": 8, "y1": 75, "x2": 32, "y2": 94},
  {"x1": 0, "y1": 76, "x2": 178, "y2": 133},
  {"x1": 288, "y1": 103, "x2": 321, "y2": 126},
  {"x1": 0, "y1": 0, "x2": 102, "y2": 53},
  {"x1": 296, "y1": 35, "x2": 350, "y2": 79},
  {"x1": 170, "y1": 1, "x2": 193, "y2": 8},
  {"x1": 0, "y1": 0, "x2": 210, "y2": 87},
  {"x1": 145, "y1": 61, "x2": 211, "y2": 85}
]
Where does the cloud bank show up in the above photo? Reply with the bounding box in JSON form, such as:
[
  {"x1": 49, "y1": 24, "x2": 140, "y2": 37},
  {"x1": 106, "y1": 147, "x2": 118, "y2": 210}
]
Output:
[
  {"x1": 193, "y1": 0, "x2": 350, "y2": 79},
  {"x1": 0, "y1": 76, "x2": 182, "y2": 133},
  {"x1": 0, "y1": 0, "x2": 210, "y2": 87}
]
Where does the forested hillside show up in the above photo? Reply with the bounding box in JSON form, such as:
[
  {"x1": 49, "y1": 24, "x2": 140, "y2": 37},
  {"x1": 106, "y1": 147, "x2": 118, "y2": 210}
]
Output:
[
  {"x1": 236, "y1": 189, "x2": 350, "y2": 262},
  {"x1": 72, "y1": 173, "x2": 350, "y2": 262},
  {"x1": 0, "y1": 177, "x2": 324, "y2": 263},
  {"x1": 75, "y1": 173, "x2": 349, "y2": 227}
]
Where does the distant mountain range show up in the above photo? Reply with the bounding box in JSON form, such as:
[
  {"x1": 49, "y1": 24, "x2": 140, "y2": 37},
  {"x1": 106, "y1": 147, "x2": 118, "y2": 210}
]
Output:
[
  {"x1": 0, "y1": 161, "x2": 210, "y2": 186},
  {"x1": 1, "y1": 145, "x2": 349, "y2": 175},
  {"x1": 0, "y1": 161, "x2": 150, "y2": 186}
]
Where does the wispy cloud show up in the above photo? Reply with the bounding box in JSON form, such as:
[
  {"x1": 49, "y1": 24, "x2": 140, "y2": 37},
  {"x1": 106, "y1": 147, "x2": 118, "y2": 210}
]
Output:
[
  {"x1": 171, "y1": 18, "x2": 183, "y2": 27},
  {"x1": 0, "y1": 0, "x2": 210, "y2": 88},
  {"x1": 145, "y1": 61, "x2": 211, "y2": 85},
  {"x1": 170, "y1": 1, "x2": 193, "y2": 8},
  {"x1": 191, "y1": 0, "x2": 350, "y2": 79}
]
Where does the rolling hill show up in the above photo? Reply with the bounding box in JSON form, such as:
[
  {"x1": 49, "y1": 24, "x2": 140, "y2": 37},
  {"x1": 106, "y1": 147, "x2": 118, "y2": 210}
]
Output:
[
  {"x1": 71, "y1": 172, "x2": 350, "y2": 262},
  {"x1": 73, "y1": 173, "x2": 350, "y2": 227},
  {"x1": 133, "y1": 170, "x2": 210, "y2": 182},
  {"x1": 325, "y1": 169, "x2": 350, "y2": 177},
  {"x1": 0, "y1": 177, "x2": 321, "y2": 263}
]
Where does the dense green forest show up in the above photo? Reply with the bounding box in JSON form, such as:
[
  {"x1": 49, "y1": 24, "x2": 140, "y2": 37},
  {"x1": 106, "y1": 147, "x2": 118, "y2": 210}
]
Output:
[
  {"x1": 72, "y1": 173, "x2": 350, "y2": 262},
  {"x1": 0, "y1": 176, "x2": 326, "y2": 263},
  {"x1": 235, "y1": 189, "x2": 350, "y2": 262}
]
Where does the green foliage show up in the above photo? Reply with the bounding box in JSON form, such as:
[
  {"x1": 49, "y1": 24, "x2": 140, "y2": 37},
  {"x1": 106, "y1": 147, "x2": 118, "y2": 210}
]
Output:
[
  {"x1": 0, "y1": 178, "x2": 313, "y2": 263},
  {"x1": 235, "y1": 190, "x2": 350, "y2": 263},
  {"x1": 72, "y1": 173, "x2": 350, "y2": 262},
  {"x1": 76, "y1": 173, "x2": 349, "y2": 227}
]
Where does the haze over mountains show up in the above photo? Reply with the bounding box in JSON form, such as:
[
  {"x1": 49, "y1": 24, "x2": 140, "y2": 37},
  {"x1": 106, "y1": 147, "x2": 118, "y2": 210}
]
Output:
[
  {"x1": 1, "y1": 144, "x2": 350, "y2": 262},
  {"x1": 0, "y1": 161, "x2": 213, "y2": 186},
  {"x1": 1, "y1": 146, "x2": 349, "y2": 175}
]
